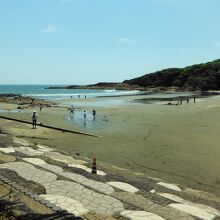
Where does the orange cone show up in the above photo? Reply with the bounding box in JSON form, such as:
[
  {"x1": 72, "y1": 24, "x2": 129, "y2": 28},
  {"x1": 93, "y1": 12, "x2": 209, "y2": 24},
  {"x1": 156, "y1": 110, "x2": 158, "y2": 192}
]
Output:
[{"x1": 91, "y1": 157, "x2": 97, "y2": 174}]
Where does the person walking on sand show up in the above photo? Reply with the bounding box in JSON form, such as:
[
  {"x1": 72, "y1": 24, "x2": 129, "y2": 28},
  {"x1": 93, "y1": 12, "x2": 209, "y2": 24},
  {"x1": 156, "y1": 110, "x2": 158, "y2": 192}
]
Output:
[
  {"x1": 40, "y1": 104, "x2": 42, "y2": 112},
  {"x1": 193, "y1": 96, "x2": 196, "y2": 103},
  {"x1": 31, "y1": 111, "x2": 38, "y2": 129}
]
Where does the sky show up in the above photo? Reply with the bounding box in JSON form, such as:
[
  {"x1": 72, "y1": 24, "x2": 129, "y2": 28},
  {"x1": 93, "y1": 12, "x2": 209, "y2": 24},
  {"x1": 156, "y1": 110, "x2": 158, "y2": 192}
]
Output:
[{"x1": 0, "y1": 0, "x2": 220, "y2": 85}]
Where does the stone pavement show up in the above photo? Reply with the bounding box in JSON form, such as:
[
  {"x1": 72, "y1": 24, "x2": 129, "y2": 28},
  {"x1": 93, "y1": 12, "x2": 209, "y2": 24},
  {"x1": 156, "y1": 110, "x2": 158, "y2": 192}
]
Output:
[{"x1": 0, "y1": 137, "x2": 220, "y2": 220}]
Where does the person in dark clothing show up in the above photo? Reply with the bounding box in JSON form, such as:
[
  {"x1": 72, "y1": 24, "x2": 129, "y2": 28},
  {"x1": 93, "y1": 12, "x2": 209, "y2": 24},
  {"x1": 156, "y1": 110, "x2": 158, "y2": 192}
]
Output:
[
  {"x1": 31, "y1": 111, "x2": 38, "y2": 129},
  {"x1": 92, "y1": 109, "x2": 96, "y2": 120},
  {"x1": 186, "y1": 97, "x2": 189, "y2": 104}
]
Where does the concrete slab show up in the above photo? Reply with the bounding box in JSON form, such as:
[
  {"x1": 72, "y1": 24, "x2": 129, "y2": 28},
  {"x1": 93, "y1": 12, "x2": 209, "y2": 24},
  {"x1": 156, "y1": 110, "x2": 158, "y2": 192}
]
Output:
[
  {"x1": 14, "y1": 147, "x2": 44, "y2": 156},
  {"x1": 157, "y1": 182, "x2": 182, "y2": 191},
  {"x1": 22, "y1": 157, "x2": 114, "y2": 195},
  {"x1": 45, "y1": 151, "x2": 87, "y2": 165},
  {"x1": 107, "y1": 182, "x2": 139, "y2": 193},
  {"x1": 0, "y1": 162, "x2": 57, "y2": 185},
  {"x1": 0, "y1": 147, "x2": 15, "y2": 154},
  {"x1": 44, "y1": 180, "x2": 124, "y2": 216},
  {"x1": 22, "y1": 158, "x2": 63, "y2": 173},
  {"x1": 13, "y1": 138, "x2": 30, "y2": 146},
  {"x1": 158, "y1": 193, "x2": 220, "y2": 217},
  {"x1": 113, "y1": 192, "x2": 194, "y2": 220},
  {"x1": 0, "y1": 152, "x2": 16, "y2": 162},
  {"x1": 120, "y1": 210, "x2": 165, "y2": 220},
  {"x1": 40, "y1": 194, "x2": 89, "y2": 217},
  {"x1": 23, "y1": 158, "x2": 46, "y2": 166},
  {"x1": 68, "y1": 164, "x2": 106, "y2": 176},
  {"x1": 36, "y1": 145, "x2": 53, "y2": 152},
  {"x1": 169, "y1": 203, "x2": 216, "y2": 220}
]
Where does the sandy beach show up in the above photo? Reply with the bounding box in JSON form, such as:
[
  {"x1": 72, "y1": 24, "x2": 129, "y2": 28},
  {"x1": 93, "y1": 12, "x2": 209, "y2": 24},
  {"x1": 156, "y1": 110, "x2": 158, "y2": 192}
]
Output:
[{"x1": 0, "y1": 93, "x2": 220, "y2": 196}]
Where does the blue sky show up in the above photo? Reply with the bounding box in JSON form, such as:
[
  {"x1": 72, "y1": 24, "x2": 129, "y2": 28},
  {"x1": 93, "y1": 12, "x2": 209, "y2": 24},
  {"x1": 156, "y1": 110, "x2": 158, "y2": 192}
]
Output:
[{"x1": 0, "y1": 0, "x2": 220, "y2": 84}]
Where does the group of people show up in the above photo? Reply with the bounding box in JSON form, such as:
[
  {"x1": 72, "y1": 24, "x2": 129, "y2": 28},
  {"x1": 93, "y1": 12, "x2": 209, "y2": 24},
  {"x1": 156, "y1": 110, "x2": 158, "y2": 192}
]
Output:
[
  {"x1": 176, "y1": 96, "x2": 196, "y2": 105},
  {"x1": 167, "y1": 96, "x2": 197, "y2": 106},
  {"x1": 70, "y1": 95, "x2": 87, "y2": 99},
  {"x1": 31, "y1": 104, "x2": 97, "y2": 129},
  {"x1": 70, "y1": 105, "x2": 96, "y2": 120}
]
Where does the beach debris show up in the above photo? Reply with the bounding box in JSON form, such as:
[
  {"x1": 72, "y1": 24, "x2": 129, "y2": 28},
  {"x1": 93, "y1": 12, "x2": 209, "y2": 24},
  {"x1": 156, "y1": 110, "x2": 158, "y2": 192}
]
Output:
[
  {"x1": 107, "y1": 182, "x2": 139, "y2": 193},
  {"x1": 91, "y1": 157, "x2": 97, "y2": 174},
  {"x1": 150, "y1": 189, "x2": 156, "y2": 194}
]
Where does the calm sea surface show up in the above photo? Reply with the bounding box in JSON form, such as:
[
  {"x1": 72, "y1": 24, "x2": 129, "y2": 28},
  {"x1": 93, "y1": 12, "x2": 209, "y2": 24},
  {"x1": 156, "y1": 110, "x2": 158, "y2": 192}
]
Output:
[{"x1": 0, "y1": 85, "x2": 140, "y2": 100}]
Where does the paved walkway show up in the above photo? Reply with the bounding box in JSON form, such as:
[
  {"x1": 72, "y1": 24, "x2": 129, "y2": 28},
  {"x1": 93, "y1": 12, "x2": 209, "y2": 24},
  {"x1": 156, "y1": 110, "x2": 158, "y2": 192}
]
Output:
[{"x1": 0, "y1": 138, "x2": 220, "y2": 220}]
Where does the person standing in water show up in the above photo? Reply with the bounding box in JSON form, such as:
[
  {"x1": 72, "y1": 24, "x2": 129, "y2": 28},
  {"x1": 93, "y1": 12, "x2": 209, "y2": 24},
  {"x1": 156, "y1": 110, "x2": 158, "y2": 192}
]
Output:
[
  {"x1": 92, "y1": 109, "x2": 96, "y2": 120},
  {"x1": 70, "y1": 105, "x2": 74, "y2": 117},
  {"x1": 31, "y1": 111, "x2": 38, "y2": 129},
  {"x1": 187, "y1": 97, "x2": 189, "y2": 104},
  {"x1": 83, "y1": 111, "x2": 87, "y2": 120}
]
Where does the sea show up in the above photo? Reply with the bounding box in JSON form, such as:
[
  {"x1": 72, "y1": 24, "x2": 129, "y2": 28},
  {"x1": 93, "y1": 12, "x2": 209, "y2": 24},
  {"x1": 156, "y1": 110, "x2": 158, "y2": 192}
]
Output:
[
  {"x1": 0, "y1": 84, "x2": 141, "y2": 101},
  {"x1": 0, "y1": 85, "x2": 194, "y2": 130}
]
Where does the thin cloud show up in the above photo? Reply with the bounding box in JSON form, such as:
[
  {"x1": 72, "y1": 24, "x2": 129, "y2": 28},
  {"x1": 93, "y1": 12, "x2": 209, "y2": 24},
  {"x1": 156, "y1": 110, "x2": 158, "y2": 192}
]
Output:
[
  {"x1": 118, "y1": 37, "x2": 132, "y2": 44},
  {"x1": 214, "y1": 42, "x2": 220, "y2": 47},
  {"x1": 41, "y1": 26, "x2": 58, "y2": 33}
]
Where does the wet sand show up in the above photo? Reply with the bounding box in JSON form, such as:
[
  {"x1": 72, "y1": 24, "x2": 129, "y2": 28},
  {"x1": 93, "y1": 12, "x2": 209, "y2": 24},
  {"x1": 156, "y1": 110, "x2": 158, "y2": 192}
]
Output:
[{"x1": 0, "y1": 94, "x2": 220, "y2": 195}]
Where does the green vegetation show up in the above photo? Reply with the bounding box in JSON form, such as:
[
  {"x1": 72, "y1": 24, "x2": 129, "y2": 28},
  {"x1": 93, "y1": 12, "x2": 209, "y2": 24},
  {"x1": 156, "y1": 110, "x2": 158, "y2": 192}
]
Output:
[{"x1": 124, "y1": 59, "x2": 220, "y2": 91}]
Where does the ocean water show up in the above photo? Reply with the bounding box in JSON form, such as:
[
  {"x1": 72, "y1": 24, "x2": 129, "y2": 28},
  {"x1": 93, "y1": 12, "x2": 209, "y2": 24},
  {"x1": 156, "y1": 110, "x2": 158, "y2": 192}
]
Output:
[{"x1": 0, "y1": 85, "x2": 141, "y2": 100}]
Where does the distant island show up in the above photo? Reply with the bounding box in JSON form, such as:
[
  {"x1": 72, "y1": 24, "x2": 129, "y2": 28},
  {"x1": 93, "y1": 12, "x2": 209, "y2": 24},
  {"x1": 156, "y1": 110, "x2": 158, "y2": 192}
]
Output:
[
  {"x1": 46, "y1": 59, "x2": 220, "y2": 91},
  {"x1": 46, "y1": 82, "x2": 142, "y2": 91}
]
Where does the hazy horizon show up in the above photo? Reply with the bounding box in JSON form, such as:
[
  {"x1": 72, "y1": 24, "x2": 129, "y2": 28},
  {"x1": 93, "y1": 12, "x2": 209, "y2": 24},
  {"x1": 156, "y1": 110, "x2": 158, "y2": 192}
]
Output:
[{"x1": 1, "y1": 0, "x2": 220, "y2": 84}]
